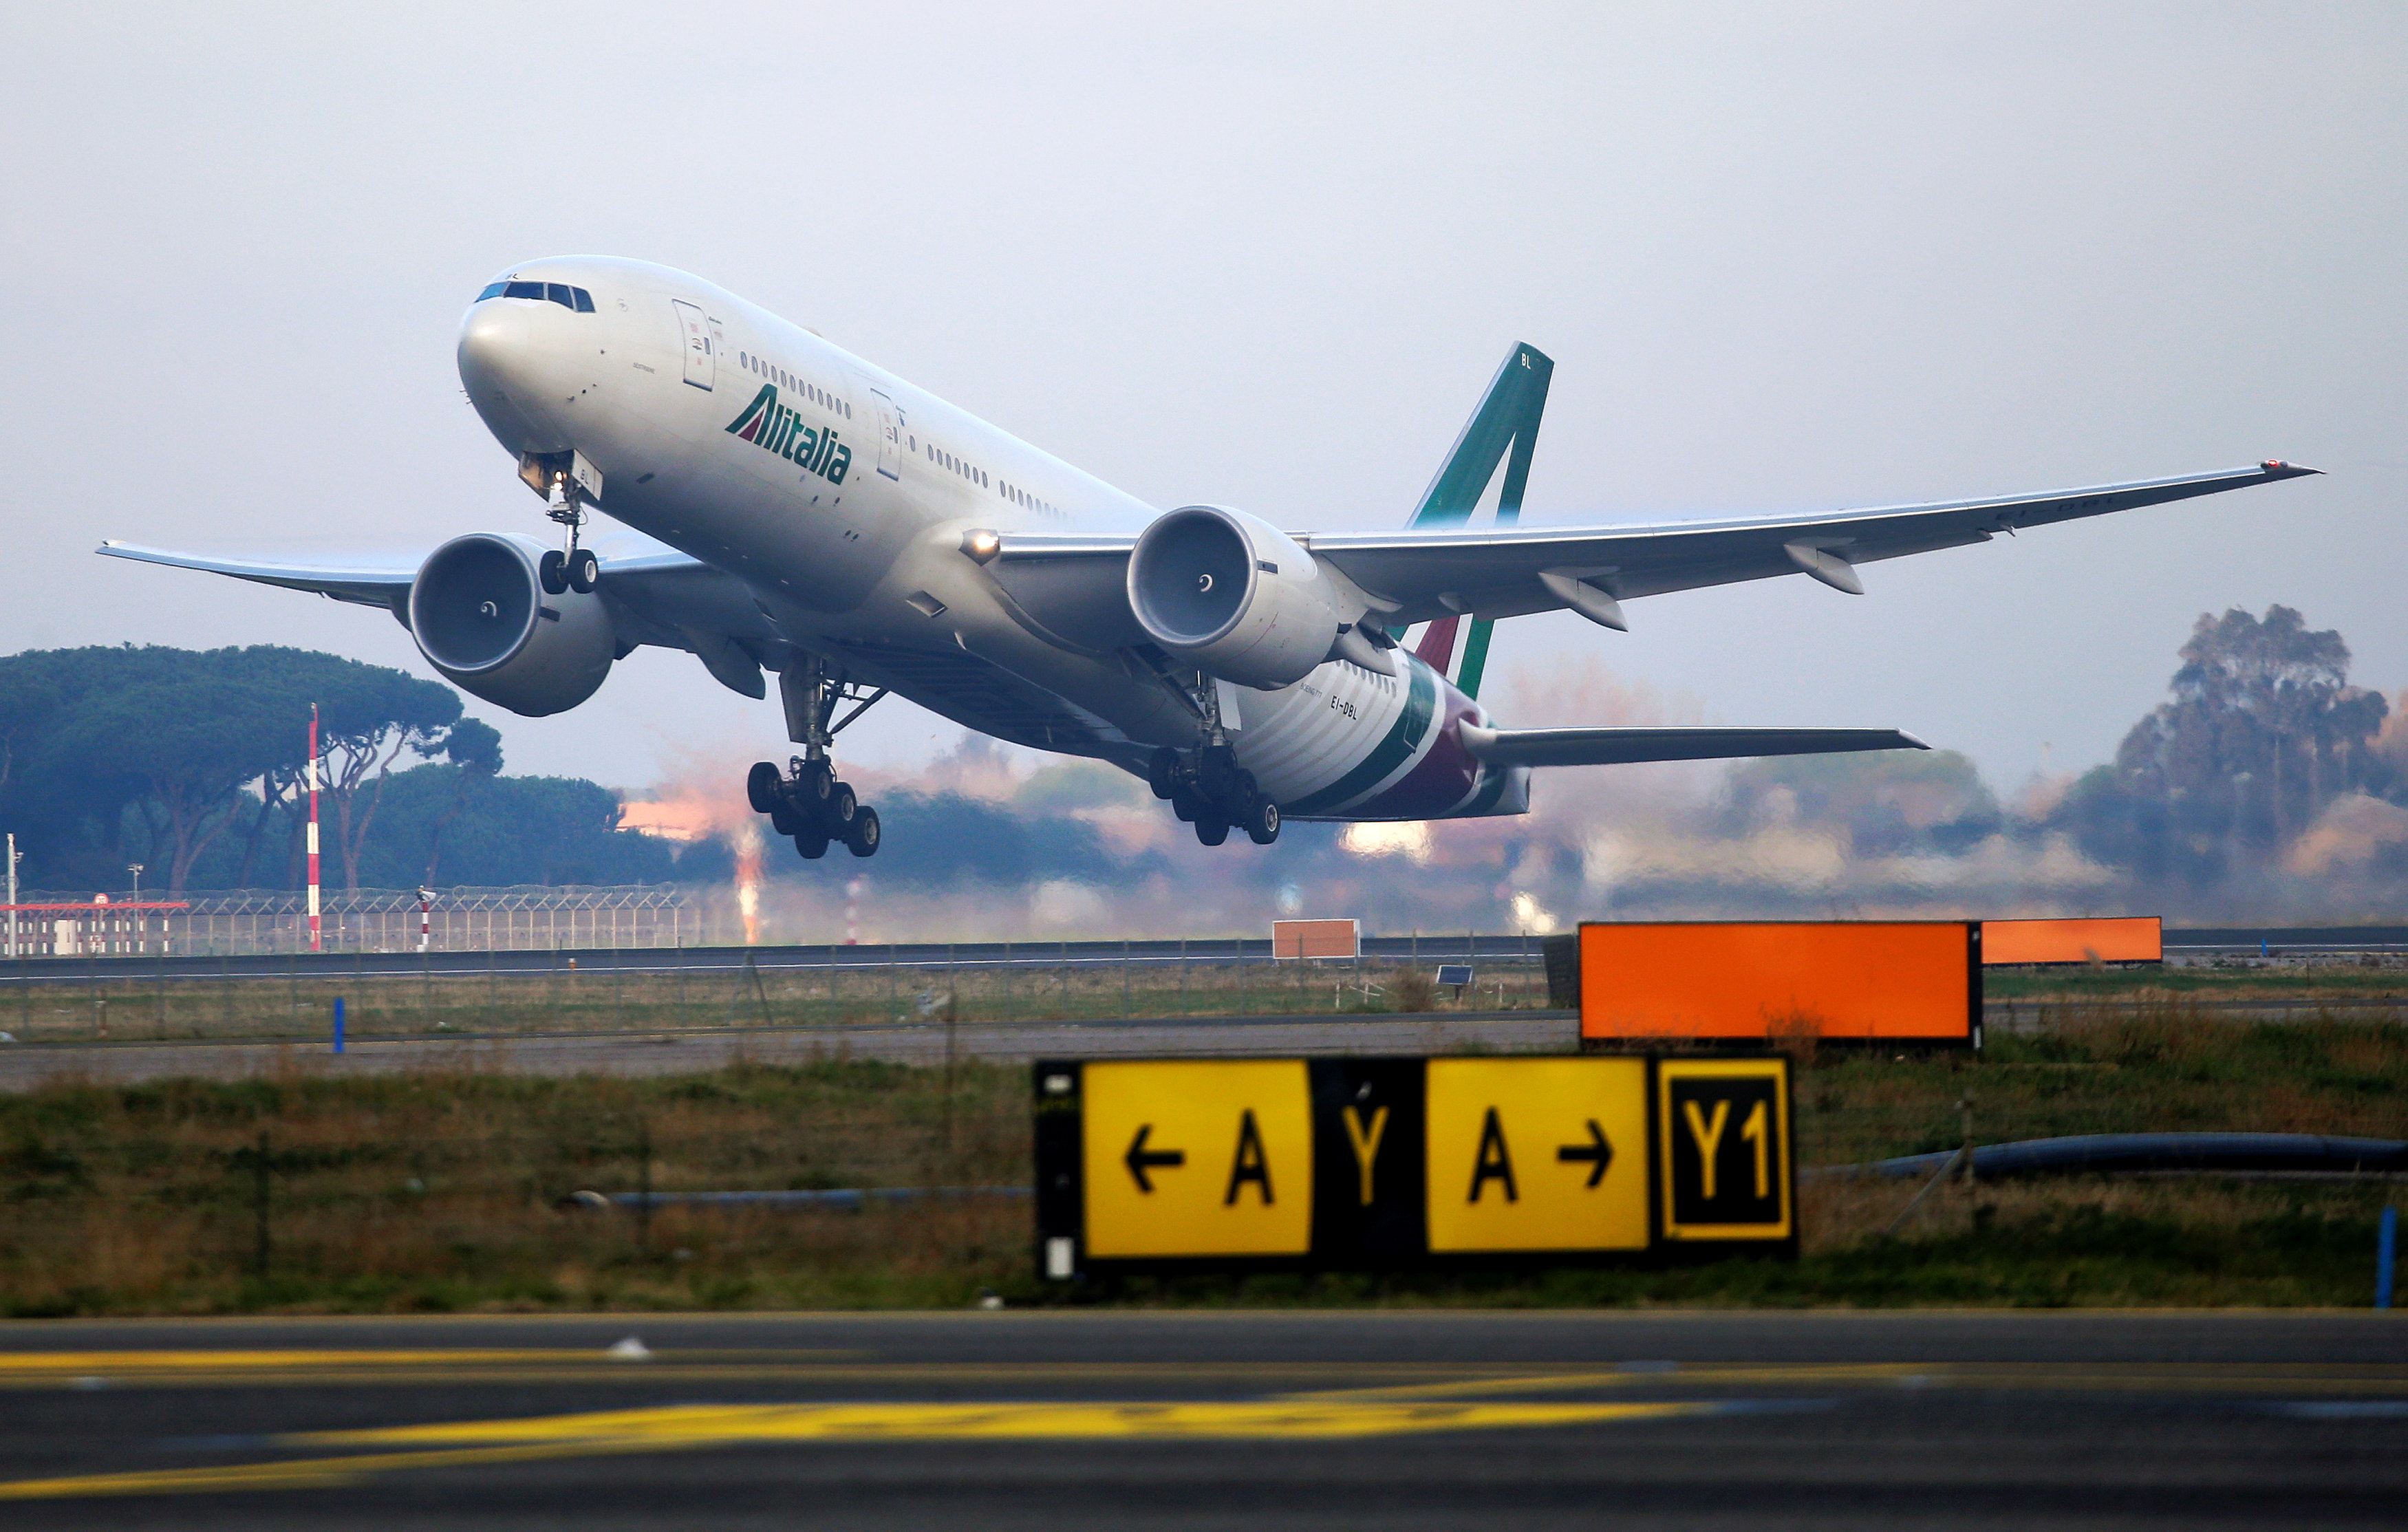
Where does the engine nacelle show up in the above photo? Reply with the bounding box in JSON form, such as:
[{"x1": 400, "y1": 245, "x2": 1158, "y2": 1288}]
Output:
[
  {"x1": 1126, "y1": 506, "x2": 1345, "y2": 689},
  {"x1": 407, "y1": 532, "x2": 614, "y2": 717}
]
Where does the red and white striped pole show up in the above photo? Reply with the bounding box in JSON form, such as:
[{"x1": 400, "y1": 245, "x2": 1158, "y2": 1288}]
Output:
[{"x1": 306, "y1": 704, "x2": 322, "y2": 954}]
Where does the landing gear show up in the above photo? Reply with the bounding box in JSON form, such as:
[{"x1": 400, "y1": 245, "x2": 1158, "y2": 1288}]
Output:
[
  {"x1": 1148, "y1": 731, "x2": 1281, "y2": 848},
  {"x1": 535, "y1": 463, "x2": 600, "y2": 593},
  {"x1": 747, "y1": 657, "x2": 891, "y2": 862}
]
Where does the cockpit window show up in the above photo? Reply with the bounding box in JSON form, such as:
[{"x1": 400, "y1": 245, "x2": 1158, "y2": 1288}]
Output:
[{"x1": 478, "y1": 281, "x2": 596, "y2": 310}]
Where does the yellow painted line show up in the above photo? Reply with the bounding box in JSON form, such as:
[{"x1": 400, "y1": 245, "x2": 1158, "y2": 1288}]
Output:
[
  {"x1": 0, "y1": 1440, "x2": 676, "y2": 1502},
  {"x1": 1297, "y1": 1362, "x2": 2408, "y2": 1402},
  {"x1": 296, "y1": 1399, "x2": 1706, "y2": 1447},
  {"x1": 1295, "y1": 1363, "x2": 1933, "y2": 1401},
  {"x1": 0, "y1": 1400, "x2": 1708, "y2": 1502}
]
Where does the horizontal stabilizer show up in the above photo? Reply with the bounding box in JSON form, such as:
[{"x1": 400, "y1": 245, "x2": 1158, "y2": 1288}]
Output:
[{"x1": 1459, "y1": 722, "x2": 1928, "y2": 768}]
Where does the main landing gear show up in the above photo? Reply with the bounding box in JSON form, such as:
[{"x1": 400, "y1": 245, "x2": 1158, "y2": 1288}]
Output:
[
  {"x1": 1150, "y1": 743, "x2": 1281, "y2": 848},
  {"x1": 749, "y1": 658, "x2": 887, "y2": 860}
]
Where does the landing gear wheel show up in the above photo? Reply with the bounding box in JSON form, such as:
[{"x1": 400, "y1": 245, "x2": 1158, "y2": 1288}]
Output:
[
  {"x1": 567, "y1": 548, "x2": 600, "y2": 593},
  {"x1": 538, "y1": 549, "x2": 569, "y2": 596},
  {"x1": 746, "y1": 762, "x2": 782, "y2": 814},
  {"x1": 799, "y1": 759, "x2": 834, "y2": 803},
  {"x1": 827, "y1": 781, "x2": 858, "y2": 830},
  {"x1": 770, "y1": 801, "x2": 801, "y2": 837},
  {"x1": 1147, "y1": 748, "x2": 1179, "y2": 801},
  {"x1": 1245, "y1": 796, "x2": 1281, "y2": 845},
  {"x1": 1172, "y1": 791, "x2": 1199, "y2": 823},
  {"x1": 794, "y1": 829, "x2": 830, "y2": 860},
  {"x1": 846, "y1": 805, "x2": 881, "y2": 857},
  {"x1": 1194, "y1": 816, "x2": 1230, "y2": 847}
]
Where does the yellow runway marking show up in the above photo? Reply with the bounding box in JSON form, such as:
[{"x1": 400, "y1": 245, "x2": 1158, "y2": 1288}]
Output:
[
  {"x1": 0, "y1": 1401, "x2": 1706, "y2": 1501},
  {"x1": 1300, "y1": 1361, "x2": 2408, "y2": 1402}
]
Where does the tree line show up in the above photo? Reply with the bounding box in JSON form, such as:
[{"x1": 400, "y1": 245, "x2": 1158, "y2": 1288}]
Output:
[{"x1": 0, "y1": 646, "x2": 705, "y2": 894}]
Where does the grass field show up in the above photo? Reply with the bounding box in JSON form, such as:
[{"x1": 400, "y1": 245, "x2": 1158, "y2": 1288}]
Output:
[
  {"x1": 0, "y1": 1001, "x2": 2400, "y2": 1316},
  {"x1": 0, "y1": 956, "x2": 1536, "y2": 1046},
  {"x1": 3, "y1": 953, "x2": 2404, "y2": 1048}
]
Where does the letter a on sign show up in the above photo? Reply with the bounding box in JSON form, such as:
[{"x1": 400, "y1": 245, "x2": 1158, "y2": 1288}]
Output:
[
  {"x1": 1468, "y1": 1107, "x2": 1518, "y2": 1203},
  {"x1": 1226, "y1": 1109, "x2": 1274, "y2": 1206}
]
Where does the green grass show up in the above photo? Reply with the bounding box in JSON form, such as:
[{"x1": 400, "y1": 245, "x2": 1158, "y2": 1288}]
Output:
[{"x1": 0, "y1": 1005, "x2": 2401, "y2": 1315}]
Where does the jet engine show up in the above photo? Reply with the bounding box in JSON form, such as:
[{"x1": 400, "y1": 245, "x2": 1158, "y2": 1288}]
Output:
[
  {"x1": 1126, "y1": 506, "x2": 1346, "y2": 689},
  {"x1": 407, "y1": 532, "x2": 614, "y2": 716}
]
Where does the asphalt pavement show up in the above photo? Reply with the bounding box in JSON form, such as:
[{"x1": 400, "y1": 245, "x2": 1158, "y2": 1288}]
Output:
[{"x1": 0, "y1": 1309, "x2": 2400, "y2": 1528}]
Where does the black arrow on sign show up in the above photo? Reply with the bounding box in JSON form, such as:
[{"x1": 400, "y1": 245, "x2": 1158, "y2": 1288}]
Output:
[
  {"x1": 1556, "y1": 1120, "x2": 1613, "y2": 1188},
  {"x1": 1124, "y1": 1125, "x2": 1185, "y2": 1193}
]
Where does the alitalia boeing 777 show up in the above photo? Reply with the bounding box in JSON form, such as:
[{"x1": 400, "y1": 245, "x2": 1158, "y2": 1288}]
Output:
[{"x1": 100, "y1": 257, "x2": 2316, "y2": 859}]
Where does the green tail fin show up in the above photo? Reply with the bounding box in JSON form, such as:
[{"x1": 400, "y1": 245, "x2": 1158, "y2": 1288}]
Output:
[{"x1": 1406, "y1": 343, "x2": 1553, "y2": 699}]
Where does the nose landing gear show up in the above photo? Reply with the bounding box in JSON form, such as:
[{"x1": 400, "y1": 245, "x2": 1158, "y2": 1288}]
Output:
[{"x1": 749, "y1": 658, "x2": 888, "y2": 860}]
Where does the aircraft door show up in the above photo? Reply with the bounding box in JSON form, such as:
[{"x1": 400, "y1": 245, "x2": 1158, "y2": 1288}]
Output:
[
  {"x1": 868, "y1": 388, "x2": 902, "y2": 480},
  {"x1": 671, "y1": 300, "x2": 715, "y2": 391}
]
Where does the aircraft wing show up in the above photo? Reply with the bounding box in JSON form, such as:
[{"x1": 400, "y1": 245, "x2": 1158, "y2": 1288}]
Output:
[
  {"x1": 1460, "y1": 722, "x2": 1926, "y2": 768},
  {"x1": 94, "y1": 539, "x2": 782, "y2": 688},
  {"x1": 1299, "y1": 462, "x2": 2319, "y2": 629},
  {"x1": 96, "y1": 541, "x2": 418, "y2": 611}
]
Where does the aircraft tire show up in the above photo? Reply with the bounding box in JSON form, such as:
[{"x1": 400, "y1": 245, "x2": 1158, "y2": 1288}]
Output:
[
  {"x1": 794, "y1": 829, "x2": 830, "y2": 859},
  {"x1": 800, "y1": 760, "x2": 834, "y2": 803},
  {"x1": 770, "y1": 801, "x2": 800, "y2": 837},
  {"x1": 846, "y1": 806, "x2": 881, "y2": 857},
  {"x1": 1147, "y1": 748, "x2": 1179, "y2": 799},
  {"x1": 1245, "y1": 797, "x2": 1280, "y2": 845},
  {"x1": 1194, "y1": 816, "x2": 1230, "y2": 847},
  {"x1": 746, "y1": 762, "x2": 783, "y2": 814},
  {"x1": 538, "y1": 549, "x2": 570, "y2": 596},
  {"x1": 567, "y1": 548, "x2": 601, "y2": 593},
  {"x1": 827, "y1": 781, "x2": 858, "y2": 830}
]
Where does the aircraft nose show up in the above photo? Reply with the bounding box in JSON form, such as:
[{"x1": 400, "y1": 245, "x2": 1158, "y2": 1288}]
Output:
[
  {"x1": 456, "y1": 299, "x2": 567, "y2": 454},
  {"x1": 457, "y1": 299, "x2": 531, "y2": 400}
]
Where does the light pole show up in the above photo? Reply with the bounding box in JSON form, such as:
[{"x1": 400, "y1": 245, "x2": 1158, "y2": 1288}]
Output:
[
  {"x1": 416, "y1": 886, "x2": 436, "y2": 953},
  {"x1": 4, "y1": 832, "x2": 19, "y2": 958},
  {"x1": 128, "y1": 864, "x2": 144, "y2": 956}
]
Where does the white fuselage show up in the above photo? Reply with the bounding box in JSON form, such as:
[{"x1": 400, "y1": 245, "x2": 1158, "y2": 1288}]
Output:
[{"x1": 456, "y1": 257, "x2": 1527, "y2": 821}]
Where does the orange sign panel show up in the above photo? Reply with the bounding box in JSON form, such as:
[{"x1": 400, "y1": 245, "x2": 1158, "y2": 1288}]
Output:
[
  {"x1": 1979, "y1": 917, "x2": 2160, "y2": 966},
  {"x1": 1273, "y1": 919, "x2": 1359, "y2": 960},
  {"x1": 1578, "y1": 922, "x2": 1977, "y2": 1045}
]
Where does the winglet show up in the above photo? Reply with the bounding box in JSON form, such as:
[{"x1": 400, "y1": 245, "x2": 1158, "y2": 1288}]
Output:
[{"x1": 2259, "y1": 460, "x2": 2321, "y2": 480}]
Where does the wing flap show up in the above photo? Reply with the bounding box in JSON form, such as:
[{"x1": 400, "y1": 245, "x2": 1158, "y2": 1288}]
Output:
[{"x1": 1460, "y1": 722, "x2": 1928, "y2": 768}]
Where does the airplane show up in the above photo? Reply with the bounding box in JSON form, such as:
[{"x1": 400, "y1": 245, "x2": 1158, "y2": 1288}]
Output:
[{"x1": 100, "y1": 257, "x2": 2318, "y2": 860}]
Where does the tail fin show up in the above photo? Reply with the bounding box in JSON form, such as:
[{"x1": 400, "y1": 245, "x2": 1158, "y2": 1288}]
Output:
[{"x1": 1404, "y1": 344, "x2": 1553, "y2": 699}]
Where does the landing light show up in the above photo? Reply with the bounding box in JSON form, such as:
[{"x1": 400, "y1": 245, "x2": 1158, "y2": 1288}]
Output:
[{"x1": 960, "y1": 528, "x2": 1002, "y2": 565}]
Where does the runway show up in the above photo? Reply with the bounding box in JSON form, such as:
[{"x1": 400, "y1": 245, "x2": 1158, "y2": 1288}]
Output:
[{"x1": 0, "y1": 1310, "x2": 2400, "y2": 1528}]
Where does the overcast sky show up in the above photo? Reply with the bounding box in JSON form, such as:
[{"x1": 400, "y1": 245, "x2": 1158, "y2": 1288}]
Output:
[{"x1": 5, "y1": 2, "x2": 2401, "y2": 795}]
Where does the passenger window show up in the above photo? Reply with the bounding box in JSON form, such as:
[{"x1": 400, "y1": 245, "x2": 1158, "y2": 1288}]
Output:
[{"x1": 477, "y1": 281, "x2": 508, "y2": 301}]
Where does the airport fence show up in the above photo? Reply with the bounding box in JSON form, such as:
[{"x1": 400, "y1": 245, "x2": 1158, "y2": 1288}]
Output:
[{"x1": 3, "y1": 885, "x2": 700, "y2": 959}]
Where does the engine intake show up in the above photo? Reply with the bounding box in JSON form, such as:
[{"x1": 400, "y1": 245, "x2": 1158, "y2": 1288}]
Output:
[
  {"x1": 1126, "y1": 506, "x2": 1344, "y2": 689},
  {"x1": 408, "y1": 532, "x2": 614, "y2": 716}
]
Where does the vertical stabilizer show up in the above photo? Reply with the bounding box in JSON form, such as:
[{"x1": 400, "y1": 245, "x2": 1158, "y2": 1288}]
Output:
[{"x1": 1404, "y1": 344, "x2": 1551, "y2": 699}]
